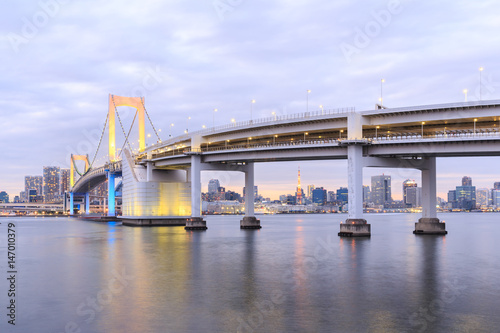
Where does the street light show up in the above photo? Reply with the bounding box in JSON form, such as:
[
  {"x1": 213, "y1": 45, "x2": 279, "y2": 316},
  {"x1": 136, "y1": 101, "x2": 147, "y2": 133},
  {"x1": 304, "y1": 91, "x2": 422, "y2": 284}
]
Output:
[
  {"x1": 380, "y1": 79, "x2": 385, "y2": 106},
  {"x1": 169, "y1": 123, "x2": 174, "y2": 137},
  {"x1": 319, "y1": 105, "x2": 324, "y2": 115},
  {"x1": 421, "y1": 121, "x2": 425, "y2": 137},
  {"x1": 474, "y1": 118, "x2": 478, "y2": 135},
  {"x1": 231, "y1": 118, "x2": 236, "y2": 125},
  {"x1": 479, "y1": 67, "x2": 484, "y2": 100},
  {"x1": 247, "y1": 137, "x2": 252, "y2": 146},
  {"x1": 304, "y1": 132, "x2": 308, "y2": 141},
  {"x1": 273, "y1": 134, "x2": 278, "y2": 144},
  {"x1": 225, "y1": 139, "x2": 229, "y2": 148},
  {"x1": 306, "y1": 90, "x2": 311, "y2": 112},
  {"x1": 375, "y1": 125, "x2": 380, "y2": 138},
  {"x1": 251, "y1": 99, "x2": 256, "y2": 122},
  {"x1": 213, "y1": 108, "x2": 217, "y2": 128},
  {"x1": 272, "y1": 111, "x2": 276, "y2": 120},
  {"x1": 186, "y1": 116, "x2": 191, "y2": 133},
  {"x1": 463, "y1": 89, "x2": 468, "y2": 102},
  {"x1": 339, "y1": 129, "x2": 344, "y2": 139}
]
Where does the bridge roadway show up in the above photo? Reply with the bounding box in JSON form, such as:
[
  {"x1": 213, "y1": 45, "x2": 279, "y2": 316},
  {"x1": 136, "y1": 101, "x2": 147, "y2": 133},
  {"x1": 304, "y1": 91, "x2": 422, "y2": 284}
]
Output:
[{"x1": 71, "y1": 99, "x2": 500, "y2": 235}]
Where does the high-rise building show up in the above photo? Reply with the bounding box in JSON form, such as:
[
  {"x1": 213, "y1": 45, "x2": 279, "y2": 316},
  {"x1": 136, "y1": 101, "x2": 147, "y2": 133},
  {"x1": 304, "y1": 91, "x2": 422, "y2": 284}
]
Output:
[
  {"x1": 476, "y1": 188, "x2": 490, "y2": 207},
  {"x1": 462, "y1": 176, "x2": 472, "y2": 186},
  {"x1": 43, "y1": 166, "x2": 61, "y2": 203},
  {"x1": 327, "y1": 191, "x2": 336, "y2": 202},
  {"x1": 60, "y1": 168, "x2": 70, "y2": 194},
  {"x1": 456, "y1": 177, "x2": 476, "y2": 210},
  {"x1": 307, "y1": 185, "x2": 315, "y2": 200},
  {"x1": 208, "y1": 179, "x2": 220, "y2": 194},
  {"x1": 362, "y1": 185, "x2": 370, "y2": 203},
  {"x1": 492, "y1": 190, "x2": 500, "y2": 207},
  {"x1": 447, "y1": 190, "x2": 457, "y2": 208},
  {"x1": 0, "y1": 191, "x2": 9, "y2": 203},
  {"x1": 336, "y1": 187, "x2": 348, "y2": 203},
  {"x1": 243, "y1": 186, "x2": 258, "y2": 198},
  {"x1": 25, "y1": 175, "x2": 43, "y2": 201},
  {"x1": 312, "y1": 187, "x2": 327, "y2": 205},
  {"x1": 494, "y1": 182, "x2": 500, "y2": 190},
  {"x1": 405, "y1": 187, "x2": 422, "y2": 208},
  {"x1": 371, "y1": 175, "x2": 392, "y2": 206},
  {"x1": 402, "y1": 179, "x2": 418, "y2": 207}
]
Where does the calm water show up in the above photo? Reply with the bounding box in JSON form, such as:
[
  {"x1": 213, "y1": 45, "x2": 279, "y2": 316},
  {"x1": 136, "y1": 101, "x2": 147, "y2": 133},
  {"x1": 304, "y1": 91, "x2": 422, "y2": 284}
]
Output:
[{"x1": 1, "y1": 213, "x2": 499, "y2": 333}]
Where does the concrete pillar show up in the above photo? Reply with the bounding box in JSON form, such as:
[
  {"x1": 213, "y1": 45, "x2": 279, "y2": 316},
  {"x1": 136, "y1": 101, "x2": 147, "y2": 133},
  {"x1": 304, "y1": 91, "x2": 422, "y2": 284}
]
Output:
[
  {"x1": 414, "y1": 157, "x2": 447, "y2": 235},
  {"x1": 107, "y1": 172, "x2": 116, "y2": 217},
  {"x1": 245, "y1": 162, "x2": 255, "y2": 216},
  {"x1": 241, "y1": 162, "x2": 261, "y2": 229},
  {"x1": 69, "y1": 192, "x2": 74, "y2": 215},
  {"x1": 85, "y1": 193, "x2": 90, "y2": 214},
  {"x1": 186, "y1": 154, "x2": 207, "y2": 230},
  {"x1": 339, "y1": 144, "x2": 370, "y2": 237},
  {"x1": 146, "y1": 161, "x2": 153, "y2": 182}
]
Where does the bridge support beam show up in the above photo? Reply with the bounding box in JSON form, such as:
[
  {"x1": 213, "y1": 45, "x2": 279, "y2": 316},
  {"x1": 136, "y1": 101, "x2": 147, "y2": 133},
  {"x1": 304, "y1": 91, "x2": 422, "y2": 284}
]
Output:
[
  {"x1": 339, "y1": 144, "x2": 370, "y2": 237},
  {"x1": 414, "y1": 157, "x2": 447, "y2": 235},
  {"x1": 241, "y1": 162, "x2": 261, "y2": 229},
  {"x1": 107, "y1": 171, "x2": 116, "y2": 217},
  {"x1": 69, "y1": 192, "x2": 74, "y2": 215},
  {"x1": 186, "y1": 155, "x2": 207, "y2": 230}
]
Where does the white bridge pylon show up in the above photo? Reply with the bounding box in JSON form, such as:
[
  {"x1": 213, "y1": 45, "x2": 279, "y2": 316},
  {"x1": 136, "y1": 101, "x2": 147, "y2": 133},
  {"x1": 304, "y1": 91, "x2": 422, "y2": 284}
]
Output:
[{"x1": 108, "y1": 94, "x2": 146, "y2": 162}]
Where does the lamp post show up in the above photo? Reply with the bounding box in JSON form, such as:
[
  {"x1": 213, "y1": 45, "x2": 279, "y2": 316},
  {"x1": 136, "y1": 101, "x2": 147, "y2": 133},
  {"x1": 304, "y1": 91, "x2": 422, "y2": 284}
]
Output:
[
  {"x1": 186, "y1": 116, "x2": 191, "y2": 133},
  {"x1": 463, "y1": 89, "x2": 468, "y2": 102},
  {"x1": 474, "y1": 118, "x2": 477, "y2": 135},
  {"x1": 169, "y1": 123, "x2": 174, "y2": 137},
  {"x1": 225, "y1": 139, "x2": 229, "y2": 148},
  {"x1": 273, "y1": 134, "x2": 278, "y2": 144},
  {"x1": 421, "y1": 121, "x2": 425, "y2": 137},
  {"x1": 272, "y1": 111, "x2": 276, "y2": 120},
  {"x1": 231, "y1": 118, "x2": 236, "y2": 126},
  {"x1": 213, "y1": 108, "x2": 217, "y2": 128},
  {"x1": 306, "y1": 90, "x2": 311, "y2": 112},
  {"x1": 247, "y1": 137, "x2": 252, "y2": 146},
  {"x1": 304, "y1": 132, "x2": 308, "y2": 142},
  {"x1": 339, "y1": 129, "x2": 344, "y2": 139},
  {"x1": 380, "y1": 79, "x2": 385, "y2": 106},
  {"x1": 251, "y1": 99, "x2": 255, "y2": 122},
  {"x1": 375, "y1": 125, "x2": 380, "y2": 138},
  {"x1": 320, "y1": 105, "x2": 324, "y2": 115},
  {"x1": 479, "y1": 67, "x2": 484, "y2": 100}
]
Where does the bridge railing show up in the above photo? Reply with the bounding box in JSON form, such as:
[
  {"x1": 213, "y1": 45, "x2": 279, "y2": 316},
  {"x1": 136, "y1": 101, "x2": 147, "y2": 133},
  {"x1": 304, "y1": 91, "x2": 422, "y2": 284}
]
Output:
[
  {"x1": 368, "y1": 128, "x2": 500, "y2": 142},
  {"x1": 145, "y1": 106, "x2": 355, "y2": 152}
]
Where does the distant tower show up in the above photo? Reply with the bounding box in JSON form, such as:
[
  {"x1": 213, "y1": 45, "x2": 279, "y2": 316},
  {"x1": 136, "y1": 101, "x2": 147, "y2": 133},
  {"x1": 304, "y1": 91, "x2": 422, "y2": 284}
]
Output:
[
  {"x1": 297, "y1": 166, "x2": 302, "y2": 205},
  {"x1": 462, "y1": 176, "x2": 472, "y2": 186}
]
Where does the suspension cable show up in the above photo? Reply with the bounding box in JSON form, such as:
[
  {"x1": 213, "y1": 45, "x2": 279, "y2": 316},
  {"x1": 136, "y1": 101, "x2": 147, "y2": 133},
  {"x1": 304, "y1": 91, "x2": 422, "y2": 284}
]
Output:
[
  {"x1": 118, "y1": 109, "x2": 138, "y2": 158},
  {"x1": 140, "y1": 98, "x2": 161, "y2": 142},
  {"x1": 89, "y1": 111, "x2": 109, "y2": 168},
  {"x1": 111, "y1": 95, "x2": 134, "y2": 154}
]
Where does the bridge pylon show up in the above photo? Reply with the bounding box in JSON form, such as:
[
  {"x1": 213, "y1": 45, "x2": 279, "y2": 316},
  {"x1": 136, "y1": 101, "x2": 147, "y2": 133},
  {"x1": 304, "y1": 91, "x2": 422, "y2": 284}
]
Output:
[
  {"x1": 108, "y1": 94, "x2": 146, "y2": 162},
  {"x1": 69, "y1": 154, "x2": 90, "y2": 215}
]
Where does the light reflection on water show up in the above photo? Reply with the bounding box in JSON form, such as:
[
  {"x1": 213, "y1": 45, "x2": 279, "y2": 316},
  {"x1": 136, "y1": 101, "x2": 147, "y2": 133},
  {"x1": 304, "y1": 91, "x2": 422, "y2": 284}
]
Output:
[{"x1": 0, "y1": 213, "x2": 499, "y2": 332}]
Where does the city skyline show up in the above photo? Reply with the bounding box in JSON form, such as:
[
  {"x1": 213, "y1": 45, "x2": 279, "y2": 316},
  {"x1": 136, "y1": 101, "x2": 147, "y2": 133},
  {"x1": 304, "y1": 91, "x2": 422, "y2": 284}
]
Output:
[{"x1": 2, "y1": 1, "x2": 500, "y2": 200}]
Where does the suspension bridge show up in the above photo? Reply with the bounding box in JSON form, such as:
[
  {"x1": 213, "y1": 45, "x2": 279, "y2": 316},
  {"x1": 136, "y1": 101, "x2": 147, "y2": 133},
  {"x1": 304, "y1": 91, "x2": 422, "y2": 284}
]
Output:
[{"x1": 70, "y1": 96, "x2": 500, "y2": 235}]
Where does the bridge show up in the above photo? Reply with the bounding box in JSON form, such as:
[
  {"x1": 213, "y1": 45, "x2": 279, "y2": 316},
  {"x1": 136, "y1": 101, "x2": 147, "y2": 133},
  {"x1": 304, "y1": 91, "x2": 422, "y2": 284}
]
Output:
[{"x1": 71, "y1": 96, "x2": 500, "y2": 236}]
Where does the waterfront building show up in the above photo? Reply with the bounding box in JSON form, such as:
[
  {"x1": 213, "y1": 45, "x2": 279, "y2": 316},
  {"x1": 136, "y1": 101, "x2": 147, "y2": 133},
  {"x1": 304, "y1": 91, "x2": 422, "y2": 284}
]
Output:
[
  {"x1": 476, "y1": 188, "x2": 490, "y2": 208},
  {"x1": 371, "y1": 174, "x2": 392, "y2": 206},
  {"x1": 402, "y1": 179, "x2": 418, "y2": 207},
  {"x1": 362, "y1": 185, "x2": 370, "y2": 204},
  {"x1": 208, "y1": 179, "x2": 220, "y2": 194},
  {"x1": 312, "y1": 187, "x2": 327, "y2": 206},
  {"x1": 456, "y1": 176, "x2": 476, "y2": 210},
  {"x1": 43, "y1": 166, "x2": 61, "y2": 203},
  {"x1": 0, "y1": 191, "x2": 9, "y2": 203},
  {"x1": 336, "y1": 187, "x2": 348, "y2": 203},
  {"x1": 462, "y1": 176, "x2": 472, "y2": 186},
  {"x1": 25, "y1": 175, "x2": 43, "y2": 201},
  {"x1": 405, "y1": 187, "x2": 422, "y2": 208},
  {"x1": 60, "y1": 168, "x2": 70, "y2": 194}
]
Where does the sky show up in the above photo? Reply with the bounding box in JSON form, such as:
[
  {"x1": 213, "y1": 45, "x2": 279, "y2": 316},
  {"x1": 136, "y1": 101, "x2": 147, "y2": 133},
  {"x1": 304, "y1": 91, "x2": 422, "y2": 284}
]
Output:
[{"x1": 1, "y1": 0, "x2": 500, "y2": 201}]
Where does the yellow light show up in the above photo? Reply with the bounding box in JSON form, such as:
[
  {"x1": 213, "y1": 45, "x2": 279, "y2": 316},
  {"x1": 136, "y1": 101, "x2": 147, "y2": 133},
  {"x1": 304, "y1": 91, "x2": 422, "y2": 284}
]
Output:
[
  {"x1": 376, "y1": 126, "x2": 380, "y2": 129},
  {"x1": 305, "y1": 132, "x2": 308, "y2": 135},
  {"x1": 479, "y1": 67, "x2": 484, "y2": 71},
  {"x1": 381, "y1": 78, "x2": 385, "y2": 83},
  {"x1": 422, "y1": 121, "x2": 425, "y2": 125},
  {"x1": 474, "y1": 118, "x2": 478, "y2": 122}
]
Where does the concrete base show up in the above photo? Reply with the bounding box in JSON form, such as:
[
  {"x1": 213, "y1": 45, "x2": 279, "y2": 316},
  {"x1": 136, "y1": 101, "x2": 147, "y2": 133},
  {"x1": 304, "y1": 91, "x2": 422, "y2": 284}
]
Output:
[
  {"x1": 122, "y1": 216, "x2": 187, "y2": 227},
  {"x1": 338, "y1": 219, "x2": 371, "y2": 237},
  {"x1": 185, "y1": 217, "x2": 208, "y2": 230},
  {"x1": 413, "y1": 218, "x2": 447, "y2": 235},
  {"x1": 240, "y1": 216, "x2": 262, "y2": 229}
]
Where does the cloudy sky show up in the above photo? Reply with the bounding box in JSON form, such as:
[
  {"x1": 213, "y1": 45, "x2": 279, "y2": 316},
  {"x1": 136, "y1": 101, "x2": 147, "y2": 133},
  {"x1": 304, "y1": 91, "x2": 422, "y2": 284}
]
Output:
[{"x1": 1, "y1": 0, "x2": 500, "y2": 201}]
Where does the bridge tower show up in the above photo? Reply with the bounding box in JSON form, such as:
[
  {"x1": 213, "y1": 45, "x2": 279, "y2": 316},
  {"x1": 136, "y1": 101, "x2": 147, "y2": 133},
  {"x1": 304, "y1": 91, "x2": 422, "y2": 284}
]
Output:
[
  {"x1": 108, "y1": 94, "x2": 146, "y2": 162},
  {"x1": 69, "y1": 154, "x2": 90, "y2": 215}
]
